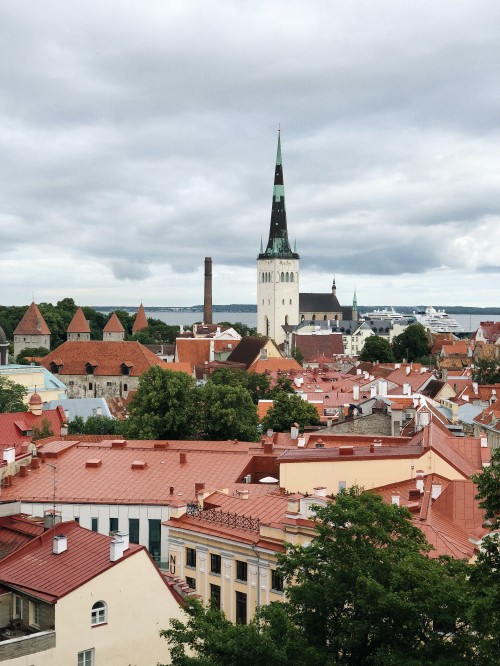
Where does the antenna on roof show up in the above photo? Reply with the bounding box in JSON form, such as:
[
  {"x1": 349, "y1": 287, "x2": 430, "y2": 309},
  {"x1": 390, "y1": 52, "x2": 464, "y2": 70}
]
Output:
[{"x1": 47, "y1": 464, "x2": 58, "y2": 528}]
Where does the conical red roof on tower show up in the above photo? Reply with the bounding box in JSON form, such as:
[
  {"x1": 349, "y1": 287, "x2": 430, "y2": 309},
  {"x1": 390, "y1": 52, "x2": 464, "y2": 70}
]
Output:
[
  {"x1": 103, "y1": 312, "x2": 125, "y2": 333},
  {"x1": 132, "y1": 303, "x2": 148, "y2": 333},
  {"x1": 67, "y1": 307, "x2": 91, "y2": 334},
  {"x1": 13, "y1": 302, "x2": 51, "y2": 335}
]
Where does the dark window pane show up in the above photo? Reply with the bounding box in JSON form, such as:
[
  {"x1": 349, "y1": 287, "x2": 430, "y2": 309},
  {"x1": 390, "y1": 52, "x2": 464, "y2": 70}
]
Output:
[
  {"x1": 129, "y1": 518, "x2": 140, "y2": 544},
  {"x1": 91, "y1": 517, "x2": 98, "y2": 532},
  {"x1": 236, "y1": 560, "x2": 247, "y2": 582},
  {"x1": 235, "y1": 591, "x2": 247, "y2": 624},
  {"x1": 210, "y1": 584, "x2": 221, "y2": 610},
  {"x1": 148, "y1": 519, "x2": 161, "y2": 562},
  {"x1": 210, "y1": 554, "x2": 221, "y2": 574}
]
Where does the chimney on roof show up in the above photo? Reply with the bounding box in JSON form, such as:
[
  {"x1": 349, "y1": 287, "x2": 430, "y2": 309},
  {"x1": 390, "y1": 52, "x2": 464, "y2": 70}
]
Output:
[
  {"x1": 236, "y1": 489, "x2": 249, "y2": 500},
  {"x1": 116, "y1": 532, "x2": 129, "y2": 551},
  {"x1": 195, "y1": 482, "x2": 205, "y2": 493},
  {"x1": 290, "y1": 422, "x2": 299, "y2": 440},
  {"x1": 53, "y1": 534, "x2": 68, "y2": 555},
  {"x1": 169, "y1": 486, "x2": 174, "y2": 495},
  {"x1": 180, "y1": 452, "x2": 187, "y2": 465},
  {"x1": 313, "y1": 486, "x2": 327, "y2": 497},
  {"x1": 416, "y1": 470, "x2": 425, "y2": 492},
  {"x1": 203, "y1": 257, "x2": 213, "y2": 325},
  {"x1": 472, "y1": 382, "x2": 478, "y2": 395},
  {"x1": 406, "y1": 366, "x2": 411, "y2": 375},
  {"x1": 263, "y1": 440, "x2": 273, "y2": 454},
  {"x1": 266, "y1": 428, "x2": 273, "y2": 438},
  {"x1": 480, "y1": 435, "x2": 488, "y2": 448},
  {"x1": 353, "y1": 384, "x2": 360, "y2": 401},
  {"x1": 403, "y1": 382, "x2": 411, "y2": 395},
  {"x1": 297, "y1": 435, "x2": 306, "y2": 447},
  {"x1": 110, "y1": 538, "x2": 125, "y2": 562}
]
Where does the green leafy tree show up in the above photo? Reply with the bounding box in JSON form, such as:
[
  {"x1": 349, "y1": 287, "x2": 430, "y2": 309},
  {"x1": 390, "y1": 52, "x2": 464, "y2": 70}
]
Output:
[
  {"x1": 279, "y1": 489, "x2": 472, "y2": 664},
  {"x1": 16, "y1": 347, "x2": 50, "y2": 365},
  {"x1": 68, "y1": 415, "x2": 86, "y2": 435},
  {"x1": 291, "y1": 346, "x2": 304, "y2": 365},
  {"x1": 161, "y1": 598, "x2": 319, "y2": 666},
  {"x1": 132, "y1": 320, "x2": 180, "y2": 345},
  {"x1": 209, "y1": 368, "x2": 272, "y2": 404},
  {"x1": 261, "y1": 392, "x2": 320, "y2": 432},
  {"x1": 359, "y1": 335, "x2": 395, "y2": 362},
  {"x1": 392, "y1": 323, "x2": 430, "y2": 362},
  {"x1": 0, "y1": 376, "x2": 27, "y2": 413},
  {"x1": 80, "y1": 415, "x2": 121, "y2": 435},
  {"x1": 469, "y1": 449, "x2": 500, "y2": 663},
  {"x1": 217, "y1": 321, "x2": 258, "y2": 337},
  {"x1": 472, "y1": 359, "x2": 500, "y2": 385},
  {"x1": 197, "y1": 383, "x2": 259, "y2": 441},
  {"x1": 32, "y1": 417, "x2": 54, "y2": 441},
  {"x1": 472, "y1": 446, "x2": 500, "y2": 527},
  {"x1": 122, "y1": 367, "x2": 198, "y2": 440}
]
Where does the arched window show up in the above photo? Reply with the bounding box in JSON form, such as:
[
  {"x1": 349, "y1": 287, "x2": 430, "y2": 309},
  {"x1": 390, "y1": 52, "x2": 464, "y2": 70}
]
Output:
[
  {"x1": 91, "y1": 601, "x2": 107, "y2": 625},
  {"x1": 312, "y1": 314, "x2": 316, "y2": 321},
  {"x1": 324, "y1": 315, "x2": 327, "y2": 321},
  {"x1": 285, "y1": 272, "x2": 289, "y2": 282},
  {"x1": 290, "y1": 273, "x2": 294, "y2": 282},
  {"x1": 281, "y1": 272, "x2": 284, "y2": 282}
]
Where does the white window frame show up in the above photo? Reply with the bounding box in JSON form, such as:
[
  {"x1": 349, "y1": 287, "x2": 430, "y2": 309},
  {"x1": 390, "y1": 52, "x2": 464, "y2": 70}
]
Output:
[
  {"x1": 13, "y1": 594, "x2": 22, "y2": 619},
  {"x1": 77, "y1": 648, "x2": 95, "y2": 666},
  {"x1": 91, "y1": 600, "x2": 107, "y2": 626}
]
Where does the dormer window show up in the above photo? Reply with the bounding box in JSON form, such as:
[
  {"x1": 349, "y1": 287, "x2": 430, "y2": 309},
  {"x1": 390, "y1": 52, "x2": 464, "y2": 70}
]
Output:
[
  {"x1": 121, "y1": 363, "x2": 132, "y2": 376},
  {"x1": 85, "y1": 363, "x2": 94, "y2": 375}
]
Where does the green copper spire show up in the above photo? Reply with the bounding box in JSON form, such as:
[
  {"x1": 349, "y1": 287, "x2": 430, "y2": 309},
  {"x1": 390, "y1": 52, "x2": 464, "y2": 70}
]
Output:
[{"x1": 258, "y1": 131, "x2": 299, "y2": 260}]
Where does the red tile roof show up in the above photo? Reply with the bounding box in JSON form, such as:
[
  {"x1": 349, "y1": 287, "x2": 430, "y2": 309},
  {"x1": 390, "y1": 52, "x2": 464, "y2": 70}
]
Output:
[
  {"x1": 41, "y1": 341, "x2": 169, "y2": 377},
  {"x1": 0, "y1": 515, "x2": 45, "y2": 560},
  {"x1": 132, "y1": 304, "x2": 148, "y2": 333},
  {"x1": 103, "y1": 312, "x2": 125, "y2": 333},
  {"x1": 249, "y1": 358, "x2": 303, "y2": 374},
  {"x1": 13, "y1": 302, "x2": 51, "y2": 336},
  {"x1": 292, "y1": 334, "x2": 345, "y2": 361},
  {"x1": 66, "y1": 307, "x2": 91, "y2": 334},
  {"x1": 0, "y1": 439, "x2": 279, "y2": 505},
  {"x1": 175, "y1": 338, "x2": 211, "y2": 369},
  {"x1": 0, "y1": 521, "x2": 143, "y2": 603},
  {"x1": 0, "y1": 407, "x2": 66, "y2": 454}
]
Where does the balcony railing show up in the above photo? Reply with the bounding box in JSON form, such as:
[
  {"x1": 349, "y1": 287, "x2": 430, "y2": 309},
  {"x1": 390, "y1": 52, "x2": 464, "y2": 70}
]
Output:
[{"x1": 186, "y1": 505, "x2": 260, "y2": 532}]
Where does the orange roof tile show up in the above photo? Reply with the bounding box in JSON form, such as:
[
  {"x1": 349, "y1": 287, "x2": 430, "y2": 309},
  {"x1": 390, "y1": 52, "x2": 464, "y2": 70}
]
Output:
[
  {"x1": 66, "y1": 307, "x2": 91, "y2": 334},
  {"x1": 41, "y1": 341, "x2": 169, "y2": 377},
  {"x1": 175, "y1": 338, "x2": 211, "y2": 369},
  {"x1": 103, "y1": 312, "x2": 125, "y2": 333},
  {"x1": 0, "y1": 407, "x2": 66, "y2": 455},
  {"x1": 13, "y1": 302, "x2": 51, "y2": 336},
  {"x1": 132, "y1": 304, "x2": 148, "y2": 333}
]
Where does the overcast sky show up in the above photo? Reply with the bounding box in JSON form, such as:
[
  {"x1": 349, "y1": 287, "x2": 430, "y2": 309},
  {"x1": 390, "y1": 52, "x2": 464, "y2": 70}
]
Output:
[{"x1": 1, "y1": 1, "x2": 499, "y2": 309}]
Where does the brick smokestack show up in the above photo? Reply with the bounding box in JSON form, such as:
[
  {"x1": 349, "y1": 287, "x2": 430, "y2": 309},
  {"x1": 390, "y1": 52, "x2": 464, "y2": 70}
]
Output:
[{"x1": 204, "y1": 257, "x2": 213, "y2": 325}]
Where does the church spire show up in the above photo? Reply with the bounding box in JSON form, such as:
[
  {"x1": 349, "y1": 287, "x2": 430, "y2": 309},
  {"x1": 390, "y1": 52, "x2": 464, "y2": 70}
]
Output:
[{"x1": 258, "y1": 131, "x2": 299, "y2": 259}]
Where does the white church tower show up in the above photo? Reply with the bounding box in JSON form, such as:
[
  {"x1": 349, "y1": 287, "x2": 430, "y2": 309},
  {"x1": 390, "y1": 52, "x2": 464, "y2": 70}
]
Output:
[{"x1": 257, "y1": 132, "x2": 299, "y2": 345}]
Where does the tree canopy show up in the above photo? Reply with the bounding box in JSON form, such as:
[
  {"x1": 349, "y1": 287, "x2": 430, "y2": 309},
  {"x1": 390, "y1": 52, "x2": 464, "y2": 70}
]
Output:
[
  {"x1": 472, "y1": 359, "x2": 500, "y2": 385},
  {"x1": 197, "y1": 383, "x2": 259, "y2": 441},
  {"x1": 0, "y1": 376, "x2": 27, "y2": 413},
  {"x1": 392, "y1": 323, "x2": 430, "y2": 362},
  {"x1": 359, "y1": 335, "x2": 395, "y2": 362},
  {"x1": 122, "y1": 367, "x2": 198, "y2": 440},
  {"x1": 262, "y1": 391, "x2": 320, "y2": 432},
  {"x1": 161, "y1": 488, "x2": 476, "y2": 665}
]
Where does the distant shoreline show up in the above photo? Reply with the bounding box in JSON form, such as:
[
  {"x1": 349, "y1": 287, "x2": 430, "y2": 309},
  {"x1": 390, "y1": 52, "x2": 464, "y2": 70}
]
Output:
[{"x1": 91, "y1": 304, "x2": 500, "y2": 315}]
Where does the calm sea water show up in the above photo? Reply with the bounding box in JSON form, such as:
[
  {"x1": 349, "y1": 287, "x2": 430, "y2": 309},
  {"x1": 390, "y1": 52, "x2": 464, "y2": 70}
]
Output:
[{"x1": 140, "y1": 310, "x2": 500, "y2": 332}]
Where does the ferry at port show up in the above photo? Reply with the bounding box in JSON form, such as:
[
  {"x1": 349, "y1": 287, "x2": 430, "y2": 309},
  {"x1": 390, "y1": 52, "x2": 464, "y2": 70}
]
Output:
[{"x1": 413, "y1": 306, "x2": 464, "y2": 334}]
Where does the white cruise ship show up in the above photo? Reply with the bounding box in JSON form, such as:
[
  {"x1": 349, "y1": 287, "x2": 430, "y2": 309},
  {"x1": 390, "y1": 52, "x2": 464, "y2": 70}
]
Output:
[
  {"x1": 362, "y1": 306, "x2": 407, "y2": 321},
  {"x1": 413, "y1": 306, "x2": 463, "y2": 334}
]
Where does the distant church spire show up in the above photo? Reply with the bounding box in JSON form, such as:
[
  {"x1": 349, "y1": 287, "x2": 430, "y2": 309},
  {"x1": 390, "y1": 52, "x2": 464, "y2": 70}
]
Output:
[
  {"x1": 353, "y1": 286, "x2": 358, "y2": 311},
  {"x1": 258, "y1": 131, "x2": 299, "y2": 260}
]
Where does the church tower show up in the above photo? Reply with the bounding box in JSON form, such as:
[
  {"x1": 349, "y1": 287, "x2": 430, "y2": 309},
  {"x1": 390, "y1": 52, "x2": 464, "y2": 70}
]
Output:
[{"x1": 257, "y1": 132, "x2": 299, "y2": 345}]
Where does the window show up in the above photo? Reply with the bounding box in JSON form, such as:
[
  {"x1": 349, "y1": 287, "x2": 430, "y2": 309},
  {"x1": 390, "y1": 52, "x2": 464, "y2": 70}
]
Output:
[
  {"x1": 186, "y1": 547, "x2": 196, "y2": 568},
  {"x1": 91, "y1": 600, "x2": 107, "y2": 626},
  {"x1": 236, "y1": 560, "x2": 247, "y2": 582},
  {"x1": 210, "y1": 553, "x2": 221, "y2": 575},
  {"x1": 109, "y1": 517, "x2": 118, "y2": 533},
  {"x1": 88, "y1": 382, "x2": 93, "y2": 390},
  {"x1": 29, "y1": 601, "x2": 40, "y2": 626},
  {"x1": 68, "y1": 380, "x2": 74, "y2": 386},
  {"x1": 338, "y1": 480, "x2": 347, "y2": 492},
  {"x1": 106, "y1": 381, "x2": 113, "y2": 387},
  {"x1": 14, "y1": 594, "x2": 22, "y2": 619},
  {"x1": 85, "y1": 363, "x2": 94, "y2": 375},
  {"x1": 123, "y1": 383, "x2": 128, "y2": 392},
  {"x1": 210, "y1": 584, "x2": 221, "y2": 609},
  {"x1": 235, "y1": 591, "x2": 247, "y2": 624},
  {"x1": 271, "y1": 570, "x2": 284, "y2": 592},
  {"x1": 149, "y1": 519, "x2": 161, "y2": 562},
  {"x1": 129, "y1": 518, "x2": 140, "y2": 544},
  {"x1": 185, "y1": 576, "x2": 196, "y2": 590},
  {"x1": 78, "y1": 648, "x2": 95, "y2": 666},
  {"x1": 74, "y1": 516, "x2": 80, "y2": 524}
]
